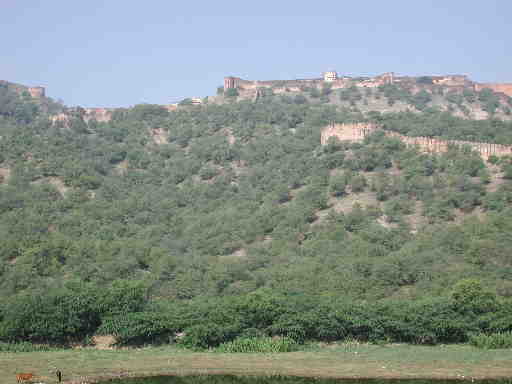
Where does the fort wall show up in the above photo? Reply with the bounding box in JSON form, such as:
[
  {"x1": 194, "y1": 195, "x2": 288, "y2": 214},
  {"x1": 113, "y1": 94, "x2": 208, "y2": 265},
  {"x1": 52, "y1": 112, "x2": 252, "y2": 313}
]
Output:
[
  {"x1": 226, "y1": 73, "x2": 512, "y2": 105},
  {"x1": 83, "y1": 108, "x2": 113, "y2": 122},
  {"x1": 321, "y1": 123, "x2": 512, "y2": 159},
  {"x1": 475, "y1": 83, "x2": 512, "y2": 97}
]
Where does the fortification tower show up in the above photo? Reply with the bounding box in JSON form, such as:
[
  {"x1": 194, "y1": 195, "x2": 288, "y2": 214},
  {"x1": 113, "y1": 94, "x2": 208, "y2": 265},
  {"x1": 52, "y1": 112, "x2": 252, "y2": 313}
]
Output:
[
  {"x1": 380, "y1": 72, "x2": 394, "y2": 84},
  {"x1": 28, "y1": 86, "x2": 45, "y2": 98},
  {"x1": 323, "y1": 71, "x2": 338, "y2": 82},
  {"x1": 224, "y1": 76, "x2": 236, "y2": 90}
]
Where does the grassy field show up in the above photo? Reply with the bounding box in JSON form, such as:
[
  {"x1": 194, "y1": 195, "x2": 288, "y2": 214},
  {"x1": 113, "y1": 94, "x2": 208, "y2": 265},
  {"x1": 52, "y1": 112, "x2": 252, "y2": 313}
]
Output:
[{"x1": 1, "y1": 344, "x2": 512, "y2": 384}]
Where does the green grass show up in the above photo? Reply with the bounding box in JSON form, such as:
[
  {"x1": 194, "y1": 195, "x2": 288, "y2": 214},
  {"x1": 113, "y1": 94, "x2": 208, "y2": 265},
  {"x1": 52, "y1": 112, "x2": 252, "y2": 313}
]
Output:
[
  {"x1": 216, "y1": 337, "x2": 298, "y2": 353},
  {"x1": 2, "y1": 343, "x2": 512, "y2": 383},
  {"x1": 0, "y1": 342, "x2": 57, "y2": 353}
]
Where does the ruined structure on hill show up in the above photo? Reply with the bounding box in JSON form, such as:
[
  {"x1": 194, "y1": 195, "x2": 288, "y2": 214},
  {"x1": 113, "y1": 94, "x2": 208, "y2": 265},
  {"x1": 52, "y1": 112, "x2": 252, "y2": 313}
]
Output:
[
  {"x1": 321, "y1": 123, "x2": 512, "y2": 160},
  {"x1": 224, "y1": 72, "x2": 512, "y2": 98},
  {"x1": 28, "y1": 86, "x2": 45, "y2": 98},
  {"x1": 0, "y1": 80, "x2": 46, "y2": 99}
]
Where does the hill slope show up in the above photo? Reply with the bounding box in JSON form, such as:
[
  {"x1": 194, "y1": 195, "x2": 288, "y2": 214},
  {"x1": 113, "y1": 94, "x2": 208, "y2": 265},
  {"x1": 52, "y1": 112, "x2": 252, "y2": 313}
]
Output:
[
  {"x1": 0, "y1": 88, "x2": 512, "y2": 300},
  {"x1": 1, "y1": 84, "x2": 512, "y2": 347}
]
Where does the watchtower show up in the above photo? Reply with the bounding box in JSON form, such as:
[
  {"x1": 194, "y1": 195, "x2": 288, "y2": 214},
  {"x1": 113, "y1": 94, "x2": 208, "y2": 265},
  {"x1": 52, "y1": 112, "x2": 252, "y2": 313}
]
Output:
[
  {"x1": 224, "y1": 77, "x2": 236, "y2": 90},
  {"x1": 28, "y1": 86, "x2": 45, "y2": 98},
  {"x1": 323, "y1": 71, "x2": 338, "y2": 82}
]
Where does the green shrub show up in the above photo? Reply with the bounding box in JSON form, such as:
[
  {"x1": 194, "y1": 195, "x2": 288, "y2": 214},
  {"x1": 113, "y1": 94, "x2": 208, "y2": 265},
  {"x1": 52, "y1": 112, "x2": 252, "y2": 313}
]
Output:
[
  {"x1": 96, "y1": 312, "x2": 176, "y2": 346},
  {"x1": 0, "y1": 289, "x2": 101, "y2": 343},
  {"x1": 216, "y1": 336, "x2": 298, "y2": 353},
  {"x1": 469, "y1": 332, "x2": 512, "y2": 349},
  {"x1": 0, "y1": 341, "x2": 56, "y2": 352},
  {"x1": 451, "y1": 279, "x2": 498, "y2": 314},
  {"x1": 180, "y1": 323, "x2": 241, "y2": 349},
  {"x1": 225, "y1": 88, "x2": 239, "y2": 98}
]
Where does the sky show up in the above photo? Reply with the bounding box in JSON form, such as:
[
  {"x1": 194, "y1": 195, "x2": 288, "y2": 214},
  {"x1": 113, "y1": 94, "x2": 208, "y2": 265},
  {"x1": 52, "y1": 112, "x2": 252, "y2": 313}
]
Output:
[{"x1": 1, "y1": 0, "x2": 510, "y2": 107}]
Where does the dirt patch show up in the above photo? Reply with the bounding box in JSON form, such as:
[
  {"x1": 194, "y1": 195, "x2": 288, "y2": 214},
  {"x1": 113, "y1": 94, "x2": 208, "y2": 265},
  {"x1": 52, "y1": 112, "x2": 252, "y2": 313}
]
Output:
[
  {"x1": 330, "y1": 191, "x2": 379, "y2": 214},
  {"x1": 0, "y1": 167, "x2": 10, "y2": 184},
  {"x1": 92, "y1": 335, "x2": 117, "y2": 350},
  {"x1": 376, "y1": 216, "x2": 397, "y2": 229},
  {"x1": 151, "y1": 128, "x2": 168, "y2": 145},
  {"x1": 115, "y1": 160, "x2": 129, "y2": 175},
  {"x1": 312, "y1": 190, "x2": 380, "y2": 226},
  {"x1": 404, "y1": 200, "x2": 426, "y2": 233},
  {"x1": 219, "y1": 248, "x2": 247, "y2": 261},
  {"x1": 222, "y1": 128, "x2": 236, "y2": 145},
  {"x1": 31, "y1": 177, "x2": 69, "y2": 197},
  {"x1": 231, "y1": 161, "x2": 247, "y2": 177},
  {"x1": 453, "y1": 206, "x2": 487, "y2": 225},
  {"x1": 486, "y1": 170, "x2": 506, "y2": 193},
  {"x1": 230, "y1": 248, "x2": 247, "y2": 258}
]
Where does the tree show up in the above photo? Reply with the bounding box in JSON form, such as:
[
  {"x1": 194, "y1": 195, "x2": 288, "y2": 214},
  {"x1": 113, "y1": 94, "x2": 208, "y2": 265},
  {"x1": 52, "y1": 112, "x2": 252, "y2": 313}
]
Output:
[
  {"x1": 329, "y1": 174, "x2": 347, "y2": 197},
  {"x1": 225, "y1": 88, "x2": 239, "y2": 98},
  {"x1": 417, "y1": 76, "x2": 433, "y2": 85},
  {"x1": 451, "y1": 279, "x2": 498, "y2": 314}
]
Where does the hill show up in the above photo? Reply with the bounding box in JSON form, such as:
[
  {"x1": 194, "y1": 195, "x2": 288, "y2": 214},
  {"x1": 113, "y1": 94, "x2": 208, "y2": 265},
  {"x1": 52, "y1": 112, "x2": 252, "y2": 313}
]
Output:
[{"x1": 1, "y1": 77, "x2": 512, "y2": 347}]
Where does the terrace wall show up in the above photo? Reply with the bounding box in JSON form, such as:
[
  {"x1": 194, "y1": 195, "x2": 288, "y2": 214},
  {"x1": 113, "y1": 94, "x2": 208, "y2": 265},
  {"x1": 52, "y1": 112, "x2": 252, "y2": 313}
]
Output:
[{"x1": 321, "y1": 123, "x2": 512, "y2": 159}]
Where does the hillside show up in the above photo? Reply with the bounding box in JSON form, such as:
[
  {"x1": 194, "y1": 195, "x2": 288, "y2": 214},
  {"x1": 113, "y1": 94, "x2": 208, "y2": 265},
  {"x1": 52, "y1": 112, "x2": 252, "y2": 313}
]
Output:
[{"x1": 1, "y1": 78, "x2": 512, "y2": 347}]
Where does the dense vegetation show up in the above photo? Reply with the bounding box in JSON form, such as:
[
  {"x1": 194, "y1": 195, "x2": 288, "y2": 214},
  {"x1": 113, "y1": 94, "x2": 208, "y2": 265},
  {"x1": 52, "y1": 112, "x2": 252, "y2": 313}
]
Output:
[{"x1": 0, "y1": 82, "x2": 512, "y2": 348}]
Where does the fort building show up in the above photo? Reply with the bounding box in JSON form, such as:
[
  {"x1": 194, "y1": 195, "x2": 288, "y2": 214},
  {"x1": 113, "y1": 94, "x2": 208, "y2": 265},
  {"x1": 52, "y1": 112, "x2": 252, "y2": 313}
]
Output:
[
  {"x1": 323, "y1": 71, "x2": 338, "y2": 82},
  {"x1": 223, "y1": 71, "x2": 512, "y2": 98},
  {"x1": 28, "y1": 86, "x2": 45, "y2": 98}
]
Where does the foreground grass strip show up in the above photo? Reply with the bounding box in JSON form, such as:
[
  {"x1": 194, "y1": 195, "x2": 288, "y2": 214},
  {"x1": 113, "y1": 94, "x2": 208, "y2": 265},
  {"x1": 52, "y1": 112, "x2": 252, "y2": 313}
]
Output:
[{"x1": 1, "y1": 344, "x2": 512, "y2": 384}]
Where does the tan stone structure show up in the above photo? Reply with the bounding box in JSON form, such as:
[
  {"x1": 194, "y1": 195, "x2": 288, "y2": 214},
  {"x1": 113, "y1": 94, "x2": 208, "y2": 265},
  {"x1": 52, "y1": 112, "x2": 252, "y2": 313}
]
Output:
[
  {"x1": 28, "y1": 86, "x2": 45, "y2": 98},
  {"x1": 323, "y1": 71, "x2": 338, "y2": 82},
  {"x1": 474, "y1": 83, "x2": 512, "y2": 97},
  {"x1": 83, "y1": 108, "x2": 113, "y2": 122},
  {"x1": 321, "y1": 123, "x2": 512, "y2": 160},
  {"x1": 321, "y1": 123, "x2": 377, "y2": 144},
  {"x1": 223, "y1": 71, "x2": 512, "y2": 100}
]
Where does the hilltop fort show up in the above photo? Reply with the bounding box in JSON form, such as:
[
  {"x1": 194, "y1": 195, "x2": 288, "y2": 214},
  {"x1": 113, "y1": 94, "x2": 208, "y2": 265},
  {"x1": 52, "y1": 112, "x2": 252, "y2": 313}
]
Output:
[
  {"x1": 224, "y1": 71, "x2": 512, "y2": 99},
  {"x1": 4, "y1": 70, "x2": 512, "y2": 124}
]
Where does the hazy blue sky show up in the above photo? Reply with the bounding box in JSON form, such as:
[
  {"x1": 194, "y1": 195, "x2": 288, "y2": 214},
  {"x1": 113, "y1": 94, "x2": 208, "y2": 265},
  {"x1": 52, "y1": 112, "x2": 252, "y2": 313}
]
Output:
[{"x1": 2, "y1": 1, "x2": 510, "y2": 107}]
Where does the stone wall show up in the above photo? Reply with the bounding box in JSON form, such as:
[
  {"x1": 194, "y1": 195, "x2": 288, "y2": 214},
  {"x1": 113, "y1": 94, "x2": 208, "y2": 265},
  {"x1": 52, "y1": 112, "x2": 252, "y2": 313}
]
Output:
[
  {"x1": 224, "y1": 76, "x2": 328, "y2": 91},
  {"x1": 320, "y1": 123, "x2": 378, "y2": 144},
  {"x1": 431, "y1": 75, "x2": 469, "y2": 87},
  {"x1": 321, "y1": 123, "x2": 512, "y2": 159},
  {"x1": 475, "y1": 83, "x2": 512, "y2": 97},
  {"x1": 83, "y1": 108, "x2": 113, "y2": 122},
  {"x1": 223, "y1": 72, "x2": 511, "y2": 98}
]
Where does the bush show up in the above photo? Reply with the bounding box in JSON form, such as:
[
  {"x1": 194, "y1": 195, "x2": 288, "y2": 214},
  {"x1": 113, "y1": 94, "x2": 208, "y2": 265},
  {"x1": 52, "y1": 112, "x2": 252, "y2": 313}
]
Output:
[
  {"x1": 469, "y1": 332, "x2": 512, "y2": 349},
  {"x1": 350, "y1": 174, "x2": 367, "y2": 192},
  {"x1": 0, "y1": 341, "x2": 56, "y2": 352},
  {"x1": 293, "y1": 95, "x2": 307, "y2": 104},
  {"x1": 451, "y1": 279, "x2": 498, "y2": 314},
  {"x1": 225, "y1": 88, "x2": 239, "y2": 98},
  {"x1": 216, "y1": 336, "x2": 298, "y2": 353},
  {"x1": 180, "y1": 323, "x2": 241, "y2": 349},
  {"x1": 329, "y1": 175, "x2": 347, "y2": 197},
  {"x1": 417, "y1": 76, "x2": 433, "y2": 85},
  {"x1": 96, "y1": 312, "x2": 176, "y2": 346},
  {"x1": 0, "y1": 289, "x2": 101, "y2": 343}
]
